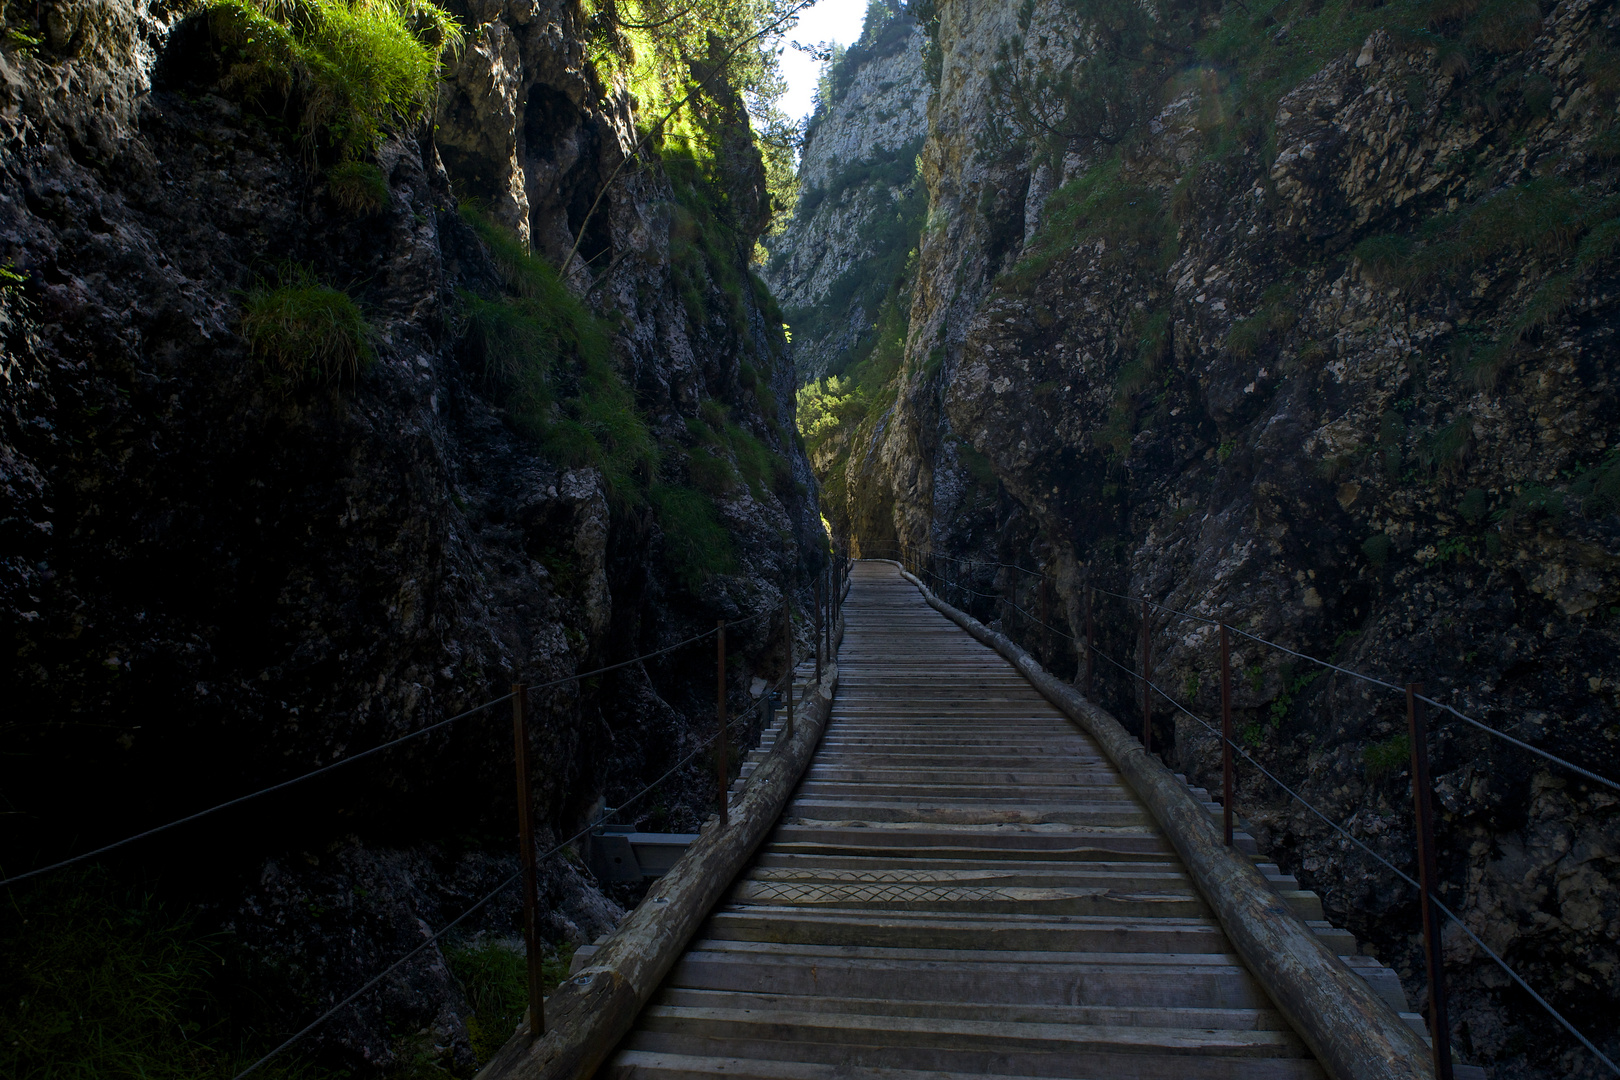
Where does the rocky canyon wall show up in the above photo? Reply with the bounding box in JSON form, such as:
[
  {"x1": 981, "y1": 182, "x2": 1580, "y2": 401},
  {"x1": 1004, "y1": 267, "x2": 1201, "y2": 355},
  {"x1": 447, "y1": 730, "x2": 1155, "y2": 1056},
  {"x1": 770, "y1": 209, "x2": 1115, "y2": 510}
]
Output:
[
  {"x1": 0, "y1": 0, "x2": 820, "y2": 1070},
  {"x1": 764, "y1": 2, "x2": 929, "y2": 381},
  {"x1": 790, "y1": 0, "x2": 1620, "y2": 1074}
]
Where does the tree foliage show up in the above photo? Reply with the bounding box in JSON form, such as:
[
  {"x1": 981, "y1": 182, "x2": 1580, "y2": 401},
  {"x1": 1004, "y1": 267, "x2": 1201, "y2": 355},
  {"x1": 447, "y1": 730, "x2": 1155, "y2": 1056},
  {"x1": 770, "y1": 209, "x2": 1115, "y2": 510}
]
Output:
[{"x1": 583, "y1": 0, "x2": 806, "y2": 233}]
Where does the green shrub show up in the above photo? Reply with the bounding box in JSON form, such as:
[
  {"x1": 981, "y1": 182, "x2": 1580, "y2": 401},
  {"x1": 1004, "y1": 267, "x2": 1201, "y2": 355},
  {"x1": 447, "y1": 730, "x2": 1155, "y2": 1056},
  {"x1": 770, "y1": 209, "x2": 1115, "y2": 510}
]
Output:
[
  {"x1": 651, "y1": 483, "x2": 738, "y2": 589},
  {"x1": 242, "y1": 266, "x2": 373, "y2": 383},
  {"x1": 208, "y1": 0, "x2": 461, "y2": 160},
  {"x1": 1361, "y1": 532, "x2": 1393, "y2": 567},
  {"x1": 1268, "y1": 669, "x2": 1320, "y2": 728},
  {"x1": 1459, "y1": 487, "x2": 1489, "y2": 522},
  {"x1": 459, "y1": 210, "x2": 656, "y2": 502},
  {"x1": 0, "y1": 871, "x2": 318, "y2": 1080},
  {"x1": 1363, "y1": 733, "x2": 1412, "y2": 781},
  {"x1": 445, "y1": 939, "x2": 572, "y2": 1066},
  {"x1": 1421, "y1": 416, "x2": 1473, "y2": 476},
  {"x1": 327, "y1": 160, "x2": 389, "y2": 213}
]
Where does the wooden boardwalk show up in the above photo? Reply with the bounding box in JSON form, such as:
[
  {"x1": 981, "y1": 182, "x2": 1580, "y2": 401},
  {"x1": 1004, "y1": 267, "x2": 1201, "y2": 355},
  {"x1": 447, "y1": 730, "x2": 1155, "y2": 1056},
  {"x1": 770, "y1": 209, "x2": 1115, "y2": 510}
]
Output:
[{"x1": 598, "y1": 560, "x2": 1409, "y2": 1078}]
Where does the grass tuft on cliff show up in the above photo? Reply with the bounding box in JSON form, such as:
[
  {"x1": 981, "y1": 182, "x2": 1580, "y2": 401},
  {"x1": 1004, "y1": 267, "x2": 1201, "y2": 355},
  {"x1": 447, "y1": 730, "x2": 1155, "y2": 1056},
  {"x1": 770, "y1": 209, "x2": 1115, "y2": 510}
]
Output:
[
  {"x1": 1007, "y1": 156, "x2": 1172, "y2": 294},
  {"x1": 0, "y1": 870, "x2": 320, "y2": 1080},
  {"x1": 208, "y1": 0, "x2": 462, "y2": 160},
  {"x1": 446, "y1": 938, "x2": 573, "y2": 1066},
  {"x1": 651, "y1": 484, "x2": 738, "y2": 588},
  {"x1": 243, "y1": 265, "x2": 374, "y2": 384},
  {"x1": 327, "y1": 160, "x2": 390, "y2": 214}
]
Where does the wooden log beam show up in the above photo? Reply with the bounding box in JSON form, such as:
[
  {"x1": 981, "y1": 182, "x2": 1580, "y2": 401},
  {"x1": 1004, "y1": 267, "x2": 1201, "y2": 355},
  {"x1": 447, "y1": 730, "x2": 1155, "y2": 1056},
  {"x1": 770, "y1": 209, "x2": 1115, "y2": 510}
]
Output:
[
  {"x1": 476, "y1": 612, "x2": 845, "y2": 1080},
  {"x1": 893, "y1": 565, "x2": 1432, "y2": 1080}
]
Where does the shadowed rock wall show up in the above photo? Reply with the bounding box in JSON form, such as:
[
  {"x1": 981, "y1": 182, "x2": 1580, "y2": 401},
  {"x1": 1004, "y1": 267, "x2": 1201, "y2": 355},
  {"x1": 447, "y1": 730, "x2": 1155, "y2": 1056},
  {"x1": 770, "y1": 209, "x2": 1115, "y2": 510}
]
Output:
[{"x1": 0, "y1": 0, "x2": 820, "y2": 1069}]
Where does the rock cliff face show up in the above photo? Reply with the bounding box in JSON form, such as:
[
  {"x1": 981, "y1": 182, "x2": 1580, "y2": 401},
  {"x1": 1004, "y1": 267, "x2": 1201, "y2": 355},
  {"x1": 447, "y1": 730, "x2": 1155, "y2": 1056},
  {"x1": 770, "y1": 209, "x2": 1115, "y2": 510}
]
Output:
[
  {"x1": 787, "y1": 0, "x2": 1620, "y2": 1073},
  {"x1": 764, "y1": 4, "x2": 928, "y2": 379},
  {"x1": 0, "y1": 0, "x2": 819, "y2": 1069}
]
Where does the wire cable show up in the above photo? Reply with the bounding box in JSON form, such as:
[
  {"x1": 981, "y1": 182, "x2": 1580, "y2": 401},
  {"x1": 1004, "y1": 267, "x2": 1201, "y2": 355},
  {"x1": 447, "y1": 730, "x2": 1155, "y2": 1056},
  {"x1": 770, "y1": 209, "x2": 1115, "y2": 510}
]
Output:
[
  {"x1": 3, "y1": 613, "x2": 773, "y2": 888},
  {"x1": 0, "y1": 693, "x2": 512, "y2": 887},
  {"x1": 1090, "y1": 640, "x2": 1620, "y2": 1077},
  {"x1": 235, "y1": 657, "x2": 809, "y2": 1080},
  {"x1": 908, "y1": 553, "x2": 1620, "y2": 795}
]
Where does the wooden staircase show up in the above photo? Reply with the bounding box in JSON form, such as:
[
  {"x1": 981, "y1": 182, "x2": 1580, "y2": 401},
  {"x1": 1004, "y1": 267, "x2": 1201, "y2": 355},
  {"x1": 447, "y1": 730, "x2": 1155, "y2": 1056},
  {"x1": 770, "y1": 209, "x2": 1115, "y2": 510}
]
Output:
[{"x1": 592, "y1": 560, "x2": 1432, "y2": 1079}]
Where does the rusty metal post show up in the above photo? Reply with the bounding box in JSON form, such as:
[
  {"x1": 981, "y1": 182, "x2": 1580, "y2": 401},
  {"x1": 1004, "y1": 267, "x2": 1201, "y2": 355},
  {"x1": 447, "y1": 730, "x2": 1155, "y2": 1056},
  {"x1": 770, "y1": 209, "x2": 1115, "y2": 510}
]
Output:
[
  {"x1": 1140, "y1": 599, "x2": 1152, "y2": 753},
  {"x1": 814, "y1": 578, "x2": 823, "y2": 684},
  {"x1": 783, "y1": 600, "x2": 794, "y2": 741},
  {"x1": 716, "y1": 621, "x2": 728, "y2": 827},
  {"x1": 825, "y1": 565, "x2": 833, "y2": 662},
  {"x1": 1039, "y1": 576, "x2": 1051, "y2": 665},
  {"x1": 1220, "y1": 624, "x2": 1234, "y2": 847},
  {"x1": 1407, "y1": 683, "x2": 1453, "y2": 1080},
  {"x1": 1083, "y1": 588, "x2": 1094, "y2": 697},
  {"x1": 511, "y1": 684, "x2": 544, "y2": 1037},
  {"x1": 833, "y1": 558, "x2": 840, "y2": 627}
]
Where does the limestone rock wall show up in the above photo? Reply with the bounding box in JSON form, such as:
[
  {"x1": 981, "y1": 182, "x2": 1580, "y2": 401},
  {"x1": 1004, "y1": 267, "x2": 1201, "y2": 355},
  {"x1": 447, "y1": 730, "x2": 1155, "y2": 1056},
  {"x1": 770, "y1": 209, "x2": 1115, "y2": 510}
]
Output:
[
  {"x1": 763, "y1": 14, "x2": 929, "y2": 379},
  {"x1": 794, "y1": 0, "x2": 1620, "y2": 1073}
]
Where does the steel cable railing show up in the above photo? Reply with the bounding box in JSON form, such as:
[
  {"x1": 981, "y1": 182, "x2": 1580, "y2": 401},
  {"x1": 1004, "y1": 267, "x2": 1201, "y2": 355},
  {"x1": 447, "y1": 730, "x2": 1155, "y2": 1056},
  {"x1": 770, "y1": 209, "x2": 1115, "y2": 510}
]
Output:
[
  {"x1": 0, "y1": 612, "x2": 771, "y2": 888},
  {"x1": 230, "y1": 562, "x2": 859, "y2": 1079},
  {"x1": 1081, "y1": 636, "x2": 1620, "y2": 1078},
  {"x1": 870, "y1": 545, "x2": 1617, "y2": 1077},
  {"x1": 868, "y1": 543, "x2": 1619, "y2": 795},
  {"x1": 232, "y1": 662, "x2": 800, "y2": 1080}
]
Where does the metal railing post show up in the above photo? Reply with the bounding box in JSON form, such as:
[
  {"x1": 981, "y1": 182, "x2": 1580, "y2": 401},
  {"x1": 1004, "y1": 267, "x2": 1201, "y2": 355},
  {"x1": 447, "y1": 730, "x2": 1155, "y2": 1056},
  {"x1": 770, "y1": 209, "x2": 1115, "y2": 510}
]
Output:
[
  {"x1": 825, "y1": 565, "x2": 833, "y2": 661},
  {"x1": 1140, "y1": 599, "x2": 1153, "y2": 753},
  {"x1": 1039, "y1": 576, "x2": 1052, "y2": 666},
  {"x1": 511, "y1": 683, "x2": 544, "y2": 1037},
  {"x1": 1220, "y1": 624, "x2": 1234, "y2": 847},
  {"x1": 1083, "y1": 588, "x2": 1094, "y2": 697},
  {"x1": 1407, "y1": 683, "x2": 1453, "y2": 1080},
  {"x1": 716, "y1": 621, "x2": 728, "y2": 827},
  {"x1": 814, "y1": 578, "x2": 823, "y2": 684},
  {"x1": 783, "y1": 600, "x2": 794, "y2": 741}
]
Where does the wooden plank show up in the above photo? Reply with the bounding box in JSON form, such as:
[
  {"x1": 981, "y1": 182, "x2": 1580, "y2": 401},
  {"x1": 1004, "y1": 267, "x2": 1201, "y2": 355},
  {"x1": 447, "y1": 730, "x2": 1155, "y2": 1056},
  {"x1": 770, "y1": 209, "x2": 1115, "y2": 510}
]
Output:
[{"x1": 893, "y1": 564, "x2": 1433, "y2": 1080}]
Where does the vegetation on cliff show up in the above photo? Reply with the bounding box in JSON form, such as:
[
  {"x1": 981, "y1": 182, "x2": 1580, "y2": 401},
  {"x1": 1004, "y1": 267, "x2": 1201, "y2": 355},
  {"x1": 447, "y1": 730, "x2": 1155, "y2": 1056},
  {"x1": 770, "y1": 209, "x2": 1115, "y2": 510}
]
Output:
[{"x1": 207, "y1": 0, "x2": 462, "y2": 160}]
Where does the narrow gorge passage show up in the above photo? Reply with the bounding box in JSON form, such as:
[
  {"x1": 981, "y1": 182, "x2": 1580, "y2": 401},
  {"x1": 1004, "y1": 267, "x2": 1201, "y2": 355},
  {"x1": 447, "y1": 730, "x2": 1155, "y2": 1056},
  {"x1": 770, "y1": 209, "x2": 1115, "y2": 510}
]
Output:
[{"x1": 603, "y1": 560, "x2": 1328, "y2": 1078}]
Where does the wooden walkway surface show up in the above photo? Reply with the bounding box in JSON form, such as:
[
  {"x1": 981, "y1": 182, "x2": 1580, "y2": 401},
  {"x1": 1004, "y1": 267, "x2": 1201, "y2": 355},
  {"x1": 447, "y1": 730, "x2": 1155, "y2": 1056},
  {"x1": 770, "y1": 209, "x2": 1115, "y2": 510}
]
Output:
[{"x1": 597, "y1": 560, "x2": 1408, "y2": 1078}]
